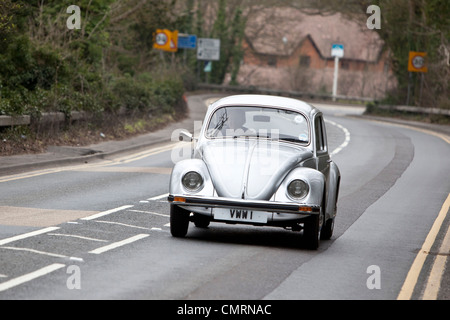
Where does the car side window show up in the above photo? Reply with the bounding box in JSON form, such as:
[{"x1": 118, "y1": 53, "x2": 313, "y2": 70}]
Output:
[{"x1": 314, "y1": 115, "x2": 326, "y2": 152}]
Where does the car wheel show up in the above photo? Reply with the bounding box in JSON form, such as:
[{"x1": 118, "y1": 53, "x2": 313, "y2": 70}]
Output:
[
  {"x1": 303, "y1": 214, "x2": 320, "y2": 250},
  {"x1": 194, "y1": 213, "x2": 210, "y2": 228},
  {"x1": 320, "y1": 218, "x2": 334, "y2": 240},
  {"x1": 170, "y1": 204, "x2": 190, "y2": 237}
]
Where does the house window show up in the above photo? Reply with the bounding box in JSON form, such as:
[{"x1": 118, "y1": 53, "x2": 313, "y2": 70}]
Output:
[
  {"x1": 299, "y1": 55, "x2": 311, "y2": 67},
  {"x1": 268, "y1": 56, "x2": 277, "y2": 67},
  {"x1": 341, "y1": 60, "x2": 350, "y2": 70}
]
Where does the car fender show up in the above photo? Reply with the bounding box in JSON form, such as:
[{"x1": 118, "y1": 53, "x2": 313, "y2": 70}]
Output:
[
  {"x1": 274, "y1": 167, "x2": 326, "y2": 207},
  {"x1": 325, "y1": 161, "x2": 340, "y2": 221},
  {"x1": 169, "y1": 159, "x2": 214, "y2": 197}
]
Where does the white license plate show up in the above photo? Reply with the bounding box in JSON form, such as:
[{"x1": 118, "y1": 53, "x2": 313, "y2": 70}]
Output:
[{"x1": 213, "y1": 208, "x2": 267, "y2": 223}]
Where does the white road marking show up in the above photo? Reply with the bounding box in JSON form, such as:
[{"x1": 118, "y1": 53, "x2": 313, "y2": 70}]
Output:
[
  {"x1": 325, "y1": 119, "x2": 351, "y2": 156},
  {"x1": 89, "y1": 234, "x2": 149, "y2": 255},
  {"x1": 81, "y1": 205, "x2": 134, "y2": 221},
  {"x1": 147, "y1": 193, "x2": 169, "y2": 201},
  {"x1": 0, "y1": 226, "x2": 60, "y2": 246},
  {"x1": 94, "y1": 220, "x2": 152, "y2": 230},
  {"x1": 128, "y1": 209, "x2": 169, "y2": 218},
  {"x1": 69, "y1": 257, "x2": 84, "y2": 262},
  {"x1": 0, "y1": 246, "x2": 68, "y2": 259},
  {"x1": 47, "y1": 233, "x2": 108, "y2": 242},
  {"x1": 0, "y1": 263, "x2": 66, "y2": 293}
]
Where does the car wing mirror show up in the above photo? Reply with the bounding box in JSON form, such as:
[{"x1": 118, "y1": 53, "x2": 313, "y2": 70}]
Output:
[{"x1": 179, "y1": 130, "x2": 193, "y2": 142}]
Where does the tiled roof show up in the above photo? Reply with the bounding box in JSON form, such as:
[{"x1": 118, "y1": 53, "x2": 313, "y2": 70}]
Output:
[{"x1": 246, "y1": 8, "x2": 384, "y2": 62}]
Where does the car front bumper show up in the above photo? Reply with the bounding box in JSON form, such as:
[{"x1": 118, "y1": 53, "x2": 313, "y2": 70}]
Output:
[{"x1": 167, "y1": 194, "x2": 320, "y2": 215}]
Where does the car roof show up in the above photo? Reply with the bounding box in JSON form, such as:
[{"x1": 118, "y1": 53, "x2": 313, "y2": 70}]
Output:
[{"x1": 208, "y1": 94, "x2": 319, "y2": 116}]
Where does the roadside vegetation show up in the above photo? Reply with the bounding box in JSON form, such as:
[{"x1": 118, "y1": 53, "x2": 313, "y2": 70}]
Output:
[
  {"x1": 0, "y1": 1, "x2": 448, "y2": 155},
  {"x1": 0, "y1": 0, "x2": 245, "y2": 155}
]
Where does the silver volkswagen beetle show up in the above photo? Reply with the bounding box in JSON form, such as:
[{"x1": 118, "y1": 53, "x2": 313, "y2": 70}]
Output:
[{"x1": 168, "y1": 95, "x2": 340, "y2": 249}]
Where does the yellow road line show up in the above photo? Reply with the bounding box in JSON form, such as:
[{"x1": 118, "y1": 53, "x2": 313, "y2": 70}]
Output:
[
  {"x1": 366, "y1": 117, "x2": 450, "y2": 300},
  {"x1": 397, "y1": 193, "x2": 450, "y2": 300},
  {"x1": 422, "y1": 222, "x2": 450, "y2": 300},
  {"x1": 0, "y1": 142, "x2": 179, "y2": 183}
]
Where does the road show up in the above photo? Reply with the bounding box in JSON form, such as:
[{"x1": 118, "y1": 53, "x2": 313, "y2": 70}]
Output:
[{"x1": 0, "y1": 94, "x2": 449, "y2": 301}]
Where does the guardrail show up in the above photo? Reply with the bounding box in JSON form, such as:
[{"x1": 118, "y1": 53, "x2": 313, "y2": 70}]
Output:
[
  {"x1": 197, "y1": 83, "x2": 450, "y2": 116},
  {"x1": 373, "y1": 104, "x2": 450, "y2": 116},
  {"x1": 196, "y1": 83, "x2": 376, "y2": 103},
  {"x1": 0, "y1": 111, "x2": 89, "y2": 128},
  {"x1": 1, "y1": 85, "x2": 448, "y2": 128}
]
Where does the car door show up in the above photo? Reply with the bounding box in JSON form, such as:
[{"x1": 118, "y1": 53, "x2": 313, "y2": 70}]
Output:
[{"x1": 314, "y1": 113, "x2": 330, "y2": 177}]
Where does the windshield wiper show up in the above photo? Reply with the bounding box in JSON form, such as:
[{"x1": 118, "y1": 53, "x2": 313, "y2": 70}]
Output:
[
  {"x1": 232, "y1": 133, "x2": 271, "y2": 139},
  {"x1": 279, "y1": 137, "x2": 308, "y2": 143}
]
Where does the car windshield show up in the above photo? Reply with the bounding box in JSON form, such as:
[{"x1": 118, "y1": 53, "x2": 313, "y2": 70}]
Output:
[{"x1": 206, "y1": 106, "x2": 309, "y2": 144}]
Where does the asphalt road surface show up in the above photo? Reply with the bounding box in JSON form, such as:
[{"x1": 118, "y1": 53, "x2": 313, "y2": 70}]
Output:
[{"x1": 0, "y1": 94, "x2": 449, "y2": 301}]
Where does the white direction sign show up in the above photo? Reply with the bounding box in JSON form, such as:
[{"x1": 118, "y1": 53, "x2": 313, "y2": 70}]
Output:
[
  {"x1": 197, "y1": 38, "x2": 220, "y2": 61},
  {"x1": 331, "y1": 44, "x2": 344, "y2": 58}
]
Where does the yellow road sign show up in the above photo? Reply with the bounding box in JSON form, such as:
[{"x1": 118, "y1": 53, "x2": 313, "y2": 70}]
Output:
[
  {"x1": 153, "y1": 29, "x2": 178, "y2": 52},
  {"x1": 408, "y1": 51, "x2": 427, "y2": 73}
]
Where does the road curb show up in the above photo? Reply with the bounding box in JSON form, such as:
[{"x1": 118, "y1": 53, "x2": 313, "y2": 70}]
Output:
[{"x1": 0, "y1": 94, "x2": 218, "y2": 176}]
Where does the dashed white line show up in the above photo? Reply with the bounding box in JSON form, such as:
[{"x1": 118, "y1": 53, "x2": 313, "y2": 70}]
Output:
[
  {"x1": 0, "y1": 246, "x2": 68, "y2": 259},
  {"x1": 89, "y1": 234, "x2": 149, "y2": 255},
  {"x1": 47, "y1": 233, "x2": 108, "y2": 242},
  {"x1": 0, "y1": 263, "x2": 66, "y2": 293},
  {"x1": 147, "y1": 193, "x2": 169, "y2": 201},
  {"x1": 0, "y1": 227, "x2": 60, "y2": 246},
  {"x1": 81, "y1": 205, "x2": 134, "y2": 221},
  {"x1": 325, "y1": 119, "x2": 351, "y2": 156},
  {"x1": 94, "y1": 220, "x2": 152, "y2": 230},
  {"x1": 128, "y1": 209, "x2": 169, "y2": 218}
]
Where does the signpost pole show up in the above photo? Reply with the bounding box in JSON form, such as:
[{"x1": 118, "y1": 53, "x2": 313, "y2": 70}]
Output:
[
  {"x1": 406, "y1": 72, "x2": 412, "y2": 106},
  {"x1": 332, "y1": 56, "x2": 339, "y2": 102},
  {"x1": 331, "y1": 44, "x2": 343, "y2": 102}
]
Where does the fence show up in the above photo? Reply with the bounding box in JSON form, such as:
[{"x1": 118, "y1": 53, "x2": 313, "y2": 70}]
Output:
[{"x1": 1, "y1": 84, "x2": 448, "y2": 128}]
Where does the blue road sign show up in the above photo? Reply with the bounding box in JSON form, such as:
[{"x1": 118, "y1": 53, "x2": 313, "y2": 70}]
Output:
[
  {"x1": 178, "y1": 35, "x2": 197, "y2": 49},
  {"x1": 331, "y1": 44, "x2": 344, "y2": 58}
]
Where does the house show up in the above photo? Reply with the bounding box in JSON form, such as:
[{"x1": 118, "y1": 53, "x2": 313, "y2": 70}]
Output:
[{"x1": 231, "y1": 8, "x2": 396, "y2": 99}]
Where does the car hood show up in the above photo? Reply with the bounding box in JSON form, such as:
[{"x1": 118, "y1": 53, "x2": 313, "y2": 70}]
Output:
[{"x1": 200, "y1": 139, "x2": 313, "y2": 200}]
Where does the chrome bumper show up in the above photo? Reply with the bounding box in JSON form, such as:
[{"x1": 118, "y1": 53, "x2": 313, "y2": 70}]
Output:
[{"x1": 167, "y1": 194, "x2": 320, "y2": 214}]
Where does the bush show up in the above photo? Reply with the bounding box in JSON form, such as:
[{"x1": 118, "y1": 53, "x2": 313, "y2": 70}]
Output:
[{"x1": 112, "y1": 72, "x2": 185, "y2": 115}]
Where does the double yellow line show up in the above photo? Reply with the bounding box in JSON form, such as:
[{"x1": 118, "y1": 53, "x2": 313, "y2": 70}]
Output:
[
  {"x1": 397, "y1": 193, "x2": 450, "y2": 299},
  {"x1": 386, "y1": 122, "x2": 450, "y2": 300}
]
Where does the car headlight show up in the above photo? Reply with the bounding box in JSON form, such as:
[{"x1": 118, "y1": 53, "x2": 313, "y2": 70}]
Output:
[
  {"x1": 287, "y1": 179, "x2": 309, "y2": 200},
  {"x1": 182, "y1": 171, "x2": 203, "y2": 191}
]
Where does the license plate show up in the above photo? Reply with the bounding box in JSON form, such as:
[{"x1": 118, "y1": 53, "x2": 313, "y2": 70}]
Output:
[{"x1": 213, "y1": 208, "x2": 267, "y2": 223}]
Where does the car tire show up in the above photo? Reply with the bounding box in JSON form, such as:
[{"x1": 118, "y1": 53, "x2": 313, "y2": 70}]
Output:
[
  {"x1": 170, "y1": 204, "x2": 190, "y2": 237},
  {"x1": 320, "y1": 218, "x2": 334, "y2": 240},
  {"x1": 303, "y1": 214, "x2": 320, "y2": 250}
]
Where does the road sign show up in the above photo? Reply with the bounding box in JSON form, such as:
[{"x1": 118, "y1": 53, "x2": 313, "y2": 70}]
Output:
[
  {"x1": 331, "y1": 44, "x2": 344, "y2": 58},
  {"x1": 153, "y1": 29, "x2": 178, "y2": 52},
  {"x1": 204, "y1": 61, "x2": 212, "y2": 72},
  {"x1": 197, "y1": 38, "x2": 220, "y2": 61},
  {"x1": 178, "y1": 34, "x2": 197, "y2": 49},
  {"x1": 408, "y1": 51, "x2": 427, "y2": 72}
]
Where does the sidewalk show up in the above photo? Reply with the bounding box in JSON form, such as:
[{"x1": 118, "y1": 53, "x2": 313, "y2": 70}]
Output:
[{"x1": 0, "y1": 93, "x2": 216, "y2": 176}]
